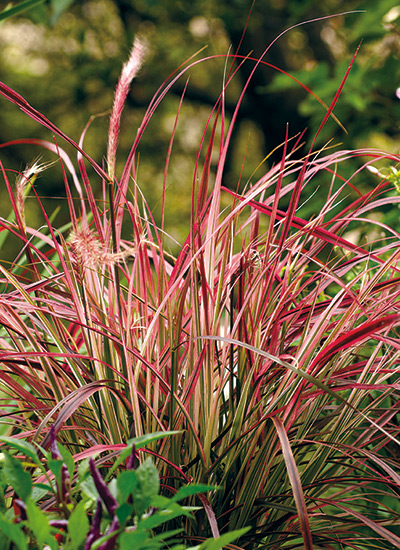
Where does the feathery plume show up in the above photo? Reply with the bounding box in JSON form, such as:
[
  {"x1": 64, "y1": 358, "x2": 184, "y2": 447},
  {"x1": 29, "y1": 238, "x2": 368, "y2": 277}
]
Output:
[
  {"x1": 15, "y1": 159, "x2": 49, "y2": 228},
  {"x1": 107, "y1": 36, "x2": 147, "y2": 180},
  {"x1": 70, "y1": 227, "x2": 127, "y2": 268}
]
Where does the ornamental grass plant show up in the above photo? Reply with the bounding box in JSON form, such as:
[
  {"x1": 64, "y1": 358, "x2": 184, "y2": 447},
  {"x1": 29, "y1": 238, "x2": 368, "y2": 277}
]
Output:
[{"x1": 1, "y1": 15, "x2": 400, "y2": 550}]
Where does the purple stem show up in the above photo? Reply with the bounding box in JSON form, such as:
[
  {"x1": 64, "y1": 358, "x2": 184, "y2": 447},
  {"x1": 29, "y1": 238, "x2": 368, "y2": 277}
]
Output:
[
  {"x1": 84, "y1": 499, "x2": 103, "y2": 550},
  {"x1": 89, "y1": 458, "x2": 118, "y2": 516}
]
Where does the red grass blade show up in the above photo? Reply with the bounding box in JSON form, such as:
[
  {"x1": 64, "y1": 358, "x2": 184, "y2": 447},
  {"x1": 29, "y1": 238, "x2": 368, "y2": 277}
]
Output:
[
  {"x1": 222, "y1": 186, "x2": 384, "y2": 263},
  {"x1": 0, "y1": 81, "x2": 108, "y2": 181},
  {"x1": 309, "y1": 313, "x2": 400, "y2": 373},
  {"x1": 273, "y1": 417, "x2": 313, "y2": 550},
  {"x1": 326, "y1": 501, "x2": 400, "y2": 548}
]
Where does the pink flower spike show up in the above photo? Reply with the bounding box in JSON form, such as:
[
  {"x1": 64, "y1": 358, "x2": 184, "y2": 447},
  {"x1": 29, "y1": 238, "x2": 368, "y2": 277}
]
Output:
[
  {"x1": 396, "y1": 87, "x2": 400, "y2": 99},
  {"x1": 107, "y1": 36, "x2": 147, "y2": 180}
]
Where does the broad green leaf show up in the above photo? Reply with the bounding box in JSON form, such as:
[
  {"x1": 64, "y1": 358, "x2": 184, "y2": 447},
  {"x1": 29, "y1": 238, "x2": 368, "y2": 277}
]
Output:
[
  {"x1": 146, "y1": 527, "x2": 184, "y2": 543},
  {"x1": 80, "y1": 476, "x2": 98, "y2": 501},
  {"x1": 135, "y1": 458, "x2": 160, "y2": 516},
  {"x1": 50, "y1": 0, "x2": 74, "y2": 24},
  {"x1": 48, "y1": 458, "x2": 64, "y2": 486},
  {"x1": 90, "y1": 528, "x2": 121, "y2": 550},
  {"x1": 108, "y1": 478, "x2": 118, "y2": 503},
  {"x1": 57, "y1": 443, "x2": 75, "y2": 479},
  {"x1": 139, "y1": 502, "x2": 192, "y2": 530},
  {"x1": 0, "y1": 436, "x2": 41, "y2": 467},
  {"x1": 119, "y1": 527, "x2": 183, "y2": 550},
  {"x1": 119, "y1": 530, "x2": 148, "y2": 550},
  {"x1": 117, "y1": 470, "x2": 138, "y2": 503},
  {"x1": 106, "y1": 431, "x2": 181, "y2": 480},
  {"x1": 2, "y1": 452, "x2": 32, "y2": 501},
  {"x1": 172, "y1": 484, "x2": 216, "y2": 502},
  {"x1": 115, "y1": 502, "x2": 133, "y2": 525},
  {"x1": 32, "y1": 484, "x2": 53, "y2": 503},
  {"x1": 0, "y1": 472, "x2": 6, "y2": 513},
  {"x1": 77, "y1": 457, "x2": 90, "y2": 481},
  {"x1": 26, "y1": 498, "x2": 56, "y2": 550},
  {"x1": 198, "y1": 527, "x2": 250, "y2": 550},
  {"x1": 0, "y1": 512, "x2": 27, "y2": 550},
  {"x1": 65, "y1": 500, "x2": 89, "y2": 550}
]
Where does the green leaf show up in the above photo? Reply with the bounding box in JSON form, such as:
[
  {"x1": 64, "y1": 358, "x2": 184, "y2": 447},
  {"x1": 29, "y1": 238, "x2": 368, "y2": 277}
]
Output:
[
  {"x1": 135, "y1": 458, "x2": 160, "y2": 517},
  {"x1": 0, "y1": 436, "x2": 41, "y2": 467},
  {"x1": 198, "y1": 527, "x2": 250, "y2": 550},
  {"x1": 119, "y1": 528, "x2": 183, "y2": 550},
  {"x1": 146, "y1": 527, "x2": 184, "y2": 544},
  {"x1": 0, "y1": 0, "x2": 45, "y2": 21},
  {"x1": 0, "y1": 511, "x2": 27, "y2": 550},
  {"x1": 57, "y1": 443, "x2": 75, "y2": 479},
  {"x1": 77, "y1": 457, "x2": 90, "y2": 481},
  {"x1": 0, "y1": 472, "x2": 6, "y2": 513},
  {"x1": 48, "y1": 458, "x2": 64, "y2": 486},
  {"x1": 172, "y1": 484, "x2": 216, "y2": 502},
  {"x1": 80, "y1": 475, "x2": 99, "y2": 501},
  {"x1": 50, "y1": 0, "x2": 74, "y2": 24},
  {"x1": 2, "y1": 452, "x2": 32, "y2": 501},
  {"x1": 139, "y1": 502, "x2": 192, "y2": 530},
  {"x1": 117, "y1": 470, "x2": 138, "y2": 503},
  {"x1": 106, "y1": 431, "x2": 180, "y2": 480},
  {"x1": 26, "y1": 498, "x2": 55, "y2": 550},
  {"x1": 65, "y1": 500, "x2": 89, "y2": 550},
  {"x1": 90, "y1": 527, "x2": 122, "y2": 550},
  {"x1": 32, "y1": 483, "x2": 54, "y2": 502},
  {"x1": 129, "y1": 431, "x2": 182, "y2": 450},
  {"x1": 119, "y1": 530, "x2": 148, "y2": 550},
  {"x1": 115, "y1": 501, "x2": 134, "y2": 525}
]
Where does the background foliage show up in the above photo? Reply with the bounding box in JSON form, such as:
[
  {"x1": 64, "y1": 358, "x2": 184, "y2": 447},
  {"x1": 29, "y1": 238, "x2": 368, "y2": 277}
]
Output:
[{"x1": 1, "y1": 0, "x2": 400, "y2": 247}]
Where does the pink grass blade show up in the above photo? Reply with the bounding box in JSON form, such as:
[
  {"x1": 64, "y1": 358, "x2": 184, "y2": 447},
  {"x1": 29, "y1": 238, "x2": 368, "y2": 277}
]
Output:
[
  {"x1": 222, "y1": 186, "x2": 385, "y2": 264},
  {"x1": 326, "y1": 501, "x2": 400, "y2": 548},
  {"x1": 36, "y1": 381, "x2": 120, "y2": 447},
  {"x1": 197, "y1": 493, "x2": 220, "y2": 539},
  {"x1": 309, "y1": 313, "x2": 400, "y2": 373},
  {"x1": 273, "y1": 416, "x2": 313, "y2": 550},
  {"x1": 312, "y1": 42, "x2": 362, "y2": 147},
  {"x1": 0, "y1": 81, "x2": 108, "y2": 181},
  {"x1": 0, "y1": 138, "x2": 84, "y2": 198}
]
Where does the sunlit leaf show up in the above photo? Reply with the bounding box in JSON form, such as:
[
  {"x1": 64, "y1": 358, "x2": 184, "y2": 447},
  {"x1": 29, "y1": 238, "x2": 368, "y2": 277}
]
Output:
[
  {"x1": 2, "y1": 452, "x2": 31, "y2": 501},
  {"x1": 66, "y1": 500, "x2": 89, "y2": 550},
  {"x1": 0, "y1": 512, "x2": 27, "y2": 550},
  {"x1": 26, "y1": 498, "x2": 55, "y2": 549}
]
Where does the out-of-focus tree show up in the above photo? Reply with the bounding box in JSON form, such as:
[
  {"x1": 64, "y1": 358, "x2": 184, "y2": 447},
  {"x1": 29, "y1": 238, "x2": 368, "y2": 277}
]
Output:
[{"x1": 0, "y1": 0, "x2": 400, "y2": 243}]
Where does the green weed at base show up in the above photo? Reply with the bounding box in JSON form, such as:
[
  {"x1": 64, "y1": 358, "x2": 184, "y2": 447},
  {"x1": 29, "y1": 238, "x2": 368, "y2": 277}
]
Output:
[{"x1": 0, "y1": 429, "x2": 248, "y2": 550}]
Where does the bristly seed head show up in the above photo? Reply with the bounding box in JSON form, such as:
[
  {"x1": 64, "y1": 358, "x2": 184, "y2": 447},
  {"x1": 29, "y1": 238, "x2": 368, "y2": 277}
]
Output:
[
  {"x1": 70, "y1": 227, "x2": 127, "y2": 269},
  {"x1": 107, "y1": 36, "x2": 148, "y2": 180},
  {"x1": 15, "y1": 159, "x2": 49, "y2": 227}
]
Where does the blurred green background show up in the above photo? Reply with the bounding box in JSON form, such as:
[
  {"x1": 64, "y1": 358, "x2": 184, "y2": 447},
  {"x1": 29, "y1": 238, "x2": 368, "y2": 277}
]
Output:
[{"x1": 1, "y1": 0, "x2": 400, "y2": 249}]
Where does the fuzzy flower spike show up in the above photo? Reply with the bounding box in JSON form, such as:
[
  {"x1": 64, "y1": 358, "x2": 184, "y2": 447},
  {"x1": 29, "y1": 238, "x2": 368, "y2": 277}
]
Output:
[
  {"x1": 107, "y1": 36, "x2": 147, "y2": 180},
  {"x1": 15, "y1": 159, "x2": 50, "y2": 229}
]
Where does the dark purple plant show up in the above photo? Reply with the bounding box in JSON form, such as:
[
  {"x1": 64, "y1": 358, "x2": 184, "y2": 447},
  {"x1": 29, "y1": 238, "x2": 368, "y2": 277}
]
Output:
[
  {"x1": 84, "y1": 500, "x2": 103, "y2": 550},
  {"x1": 50, "y1": 425, "x2": 71, "y2": 508},
  {"x1": 89, "y1": 458, "x2": 118, "y2": 517}
]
